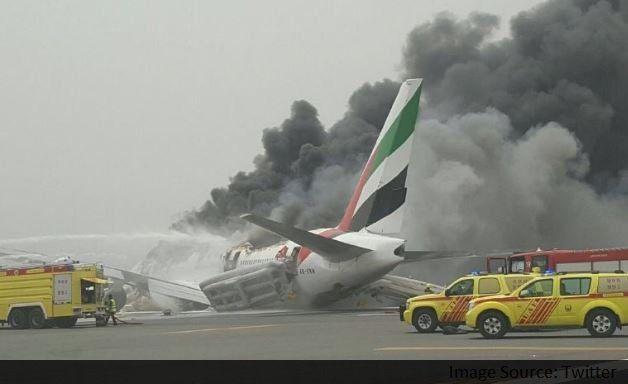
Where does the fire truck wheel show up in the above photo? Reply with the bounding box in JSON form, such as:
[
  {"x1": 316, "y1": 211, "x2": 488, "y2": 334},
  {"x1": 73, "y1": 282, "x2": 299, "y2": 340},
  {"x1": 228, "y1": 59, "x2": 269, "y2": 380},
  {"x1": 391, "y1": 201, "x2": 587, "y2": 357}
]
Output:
[
  {"x1": 477, "y1": 310, "x2": 509, "y2": 339},
  {"x1": 55, "y1": 317, "x2": 78, "y2": 328},
  {"x1": 412, "y1": 308, "x2": 438, "y2": 333},
  {"x1": 8, "y1": 308, "x2": 29, "y2": 329},
  {"x1": 28, "y1": 308, "x2": 46, "y2": 329},
  {"x1": 586, "y1": 308, "x2": 617, "y2": 337}
]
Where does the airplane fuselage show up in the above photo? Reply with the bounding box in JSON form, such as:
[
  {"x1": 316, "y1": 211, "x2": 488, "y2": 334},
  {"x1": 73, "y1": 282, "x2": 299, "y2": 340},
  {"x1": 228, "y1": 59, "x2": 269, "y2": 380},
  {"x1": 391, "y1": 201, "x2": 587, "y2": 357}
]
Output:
[{"x1": 222, "y1": 228, "x2": 405, "y2": 306}]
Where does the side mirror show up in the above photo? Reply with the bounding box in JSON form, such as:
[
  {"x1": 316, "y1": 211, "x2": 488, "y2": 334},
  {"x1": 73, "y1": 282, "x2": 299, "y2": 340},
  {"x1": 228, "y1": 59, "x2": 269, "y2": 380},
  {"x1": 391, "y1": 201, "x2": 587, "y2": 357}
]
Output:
[
  {"x1": 520, "y1": 289, "x2": 530, "y2": 297},
  {"x1": 444, "y1": 288, "x2": 451, "y2": 296}
]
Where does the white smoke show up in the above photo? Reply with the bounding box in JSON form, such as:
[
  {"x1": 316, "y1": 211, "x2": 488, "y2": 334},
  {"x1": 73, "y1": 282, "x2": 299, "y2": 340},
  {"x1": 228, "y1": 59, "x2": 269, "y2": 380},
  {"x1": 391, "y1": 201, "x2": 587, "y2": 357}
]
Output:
[
  {"x1": 0, "y1": 232, "x2": 201, "y2": 244},
  {"x1": 0, "y1": 231, "x2": 231, "y2": 284},
  {"x1": 404, "y1": 109, "x2": 628, "y2": 251},
  {"x1": 136, "y1": 234, "x2": 230, "y2": 284}
]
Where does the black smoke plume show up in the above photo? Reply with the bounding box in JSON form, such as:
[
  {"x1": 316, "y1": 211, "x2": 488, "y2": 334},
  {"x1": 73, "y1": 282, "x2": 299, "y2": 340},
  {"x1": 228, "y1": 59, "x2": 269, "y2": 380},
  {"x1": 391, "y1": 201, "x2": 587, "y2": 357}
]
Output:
[
  {"x1": 172, "y1": 80, "x2": 400, "y2": 243},
  {"x1": 175, "y1": 0, "x2": 628, "y2": 250},
  {"x1": 403, "y1": 0, "x2": 628, "y2": 185}
]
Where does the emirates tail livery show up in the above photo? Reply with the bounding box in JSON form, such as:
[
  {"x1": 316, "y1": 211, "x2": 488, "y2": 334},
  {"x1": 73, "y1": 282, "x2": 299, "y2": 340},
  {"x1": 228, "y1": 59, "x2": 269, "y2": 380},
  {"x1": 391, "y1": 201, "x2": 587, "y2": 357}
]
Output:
[{"x1": 104, "y1": 79, "x2": 442, "y2": 311}]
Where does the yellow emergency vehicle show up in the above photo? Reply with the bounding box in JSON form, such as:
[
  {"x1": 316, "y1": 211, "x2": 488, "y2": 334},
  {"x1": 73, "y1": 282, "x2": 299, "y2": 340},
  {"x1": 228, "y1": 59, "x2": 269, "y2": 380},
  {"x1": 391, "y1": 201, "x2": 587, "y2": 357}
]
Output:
[
  {"x1": 466, "y1": 272, "x2": 628, "y2": 338},
  {"x1": 399, "y1": 273, "x2": 535, "y2": 332},
  {"x1": 0, "y1": 262, "x2": 109, "y2": 329}
]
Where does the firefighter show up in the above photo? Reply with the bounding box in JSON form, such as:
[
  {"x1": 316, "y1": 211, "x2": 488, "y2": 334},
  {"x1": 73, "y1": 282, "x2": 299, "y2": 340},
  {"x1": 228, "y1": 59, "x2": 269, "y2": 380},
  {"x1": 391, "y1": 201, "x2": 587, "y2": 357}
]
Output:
[{"x1": 104, "y1": 293, "x2": 118, "y2": 326}]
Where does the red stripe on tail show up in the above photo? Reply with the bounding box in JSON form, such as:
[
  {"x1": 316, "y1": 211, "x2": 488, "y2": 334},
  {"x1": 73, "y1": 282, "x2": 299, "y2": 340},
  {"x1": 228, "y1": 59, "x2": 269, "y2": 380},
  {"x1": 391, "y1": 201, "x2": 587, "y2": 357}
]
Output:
[{"x1": 337, "y1": 155, "x2": 376, "y2": 231}]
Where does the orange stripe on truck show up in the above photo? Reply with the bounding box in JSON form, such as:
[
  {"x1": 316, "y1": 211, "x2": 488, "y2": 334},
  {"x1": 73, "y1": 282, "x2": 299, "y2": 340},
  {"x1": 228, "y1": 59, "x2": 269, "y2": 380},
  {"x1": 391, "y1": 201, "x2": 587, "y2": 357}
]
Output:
[
  {"x1": 529, "y1": 299, "x2": 554, "y2": 324},
  {"x1": 538, "y1": 299, "x2": 561, "y2": 323}
]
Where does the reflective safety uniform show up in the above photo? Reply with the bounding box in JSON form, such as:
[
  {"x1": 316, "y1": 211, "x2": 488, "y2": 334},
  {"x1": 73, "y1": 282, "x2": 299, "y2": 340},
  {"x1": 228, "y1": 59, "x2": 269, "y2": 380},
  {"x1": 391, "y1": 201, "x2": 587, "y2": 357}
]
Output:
[
  {"x1": 105, "y1": 298, "x2": 117, "y2": 314},
  {"x1": 466, "y1": 272, "x2": 628, "y2": 338},
  {"x1": 400, "y1": 273, "x2": 535, "y2": 333},
  {"x1": 104, "y1": 297, "x2": 118, "y2": 326}
]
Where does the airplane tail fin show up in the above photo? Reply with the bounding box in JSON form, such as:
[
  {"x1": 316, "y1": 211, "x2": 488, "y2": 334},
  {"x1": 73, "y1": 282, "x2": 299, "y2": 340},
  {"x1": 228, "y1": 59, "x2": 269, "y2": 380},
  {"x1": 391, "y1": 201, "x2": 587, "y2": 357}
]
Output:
[{"x1": 337, "y1": 79, "x2": 423, "y2": 235}]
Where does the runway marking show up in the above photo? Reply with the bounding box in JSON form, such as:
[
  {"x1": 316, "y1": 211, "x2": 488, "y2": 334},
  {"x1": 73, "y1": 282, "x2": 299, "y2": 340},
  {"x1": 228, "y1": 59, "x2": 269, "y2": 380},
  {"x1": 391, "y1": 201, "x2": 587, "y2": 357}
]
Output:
[
  {"x1": 164, "y1": 324, "x2": 280, "y2": 335},
  {"x1": 374, "y1": 346, "x2": 628, "y2": 352}
]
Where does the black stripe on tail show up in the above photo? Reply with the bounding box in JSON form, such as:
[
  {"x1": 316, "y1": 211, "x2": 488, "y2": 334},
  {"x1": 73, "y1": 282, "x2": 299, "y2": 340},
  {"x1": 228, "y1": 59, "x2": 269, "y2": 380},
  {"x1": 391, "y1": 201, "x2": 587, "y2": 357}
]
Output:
[{"x1": 349, "y1": 166, "x2": 408, "y2": 232}]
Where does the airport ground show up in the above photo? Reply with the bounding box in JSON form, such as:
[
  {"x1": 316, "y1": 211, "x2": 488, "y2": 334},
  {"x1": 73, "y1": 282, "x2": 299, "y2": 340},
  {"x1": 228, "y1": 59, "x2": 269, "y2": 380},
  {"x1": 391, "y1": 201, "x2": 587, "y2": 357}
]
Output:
[{"x1": 1, "y1": 309, "x2": 628, "y2": 360}]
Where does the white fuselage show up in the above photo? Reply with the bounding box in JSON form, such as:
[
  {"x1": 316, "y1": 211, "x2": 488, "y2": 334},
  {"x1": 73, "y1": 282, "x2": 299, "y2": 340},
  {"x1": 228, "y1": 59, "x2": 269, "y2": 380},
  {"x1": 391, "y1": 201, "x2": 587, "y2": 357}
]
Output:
[{"x1": 223, "y1": 229, "x2": 404, "y2": 306}]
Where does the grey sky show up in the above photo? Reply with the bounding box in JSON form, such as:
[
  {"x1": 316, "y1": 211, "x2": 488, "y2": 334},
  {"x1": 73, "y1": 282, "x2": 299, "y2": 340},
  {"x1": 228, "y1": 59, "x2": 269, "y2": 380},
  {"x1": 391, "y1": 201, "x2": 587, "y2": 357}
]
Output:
[{"x1": 0, "y1": 0, "x2": 546, "y2": 238}]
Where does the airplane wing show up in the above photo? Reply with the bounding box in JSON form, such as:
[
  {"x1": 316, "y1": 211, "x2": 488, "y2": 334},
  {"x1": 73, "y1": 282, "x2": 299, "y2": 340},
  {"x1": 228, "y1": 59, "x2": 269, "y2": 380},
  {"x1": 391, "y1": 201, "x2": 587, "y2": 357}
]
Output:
[
  {"x1": 359, "y1": 274, "x2": 445, "y2": 303},
  {"x1": 104, "y1": 263, "x2": 295, "y2": 312},
  {"x1": 0, "y1": 252, "x2": 51, "y2": 267},
  {"x1": 240, "y1": 213, "x2": 372, "y2": 262},
  {"x1": 103, "y1": 265, "x2": 210, "y2": 307}
]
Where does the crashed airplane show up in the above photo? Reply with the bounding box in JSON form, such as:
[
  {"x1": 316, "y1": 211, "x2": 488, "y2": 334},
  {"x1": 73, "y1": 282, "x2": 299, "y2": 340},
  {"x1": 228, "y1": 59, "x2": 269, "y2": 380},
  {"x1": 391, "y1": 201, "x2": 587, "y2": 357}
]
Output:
[{"x1": 106, "y1": 78, "x2": 443, "y2": 311}]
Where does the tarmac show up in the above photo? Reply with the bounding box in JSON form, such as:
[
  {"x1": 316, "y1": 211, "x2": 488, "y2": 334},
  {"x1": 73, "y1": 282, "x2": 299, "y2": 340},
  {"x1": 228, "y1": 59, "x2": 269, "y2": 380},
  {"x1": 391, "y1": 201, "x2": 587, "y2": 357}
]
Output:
[{"x1": 2, "y1": 309, "x2": 628, "y2": 360}]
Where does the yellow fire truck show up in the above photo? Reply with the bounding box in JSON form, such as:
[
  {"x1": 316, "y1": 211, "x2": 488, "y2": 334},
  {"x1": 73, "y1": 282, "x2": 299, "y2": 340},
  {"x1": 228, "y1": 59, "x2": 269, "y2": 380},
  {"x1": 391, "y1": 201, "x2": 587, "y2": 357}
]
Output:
[
  {"x1": 466, "y1": 272, "x2": 628, "y2": 338},
  {"x1": 0, "y1": 262, "x2": 109, "y2": 329},
  {"x1": 399, "y1": 272, "x2": 536, "y2": 332}
]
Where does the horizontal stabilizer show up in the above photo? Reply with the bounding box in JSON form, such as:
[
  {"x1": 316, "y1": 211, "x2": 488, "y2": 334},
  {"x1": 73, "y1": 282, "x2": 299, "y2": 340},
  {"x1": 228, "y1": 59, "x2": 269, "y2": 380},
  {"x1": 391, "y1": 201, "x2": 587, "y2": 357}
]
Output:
[
  {"x1": 240, "y1": 214, "x2": 372, "y2": 261},
  {"x1": 401, "y1": 250, "x2": 482, "y2": 262}
]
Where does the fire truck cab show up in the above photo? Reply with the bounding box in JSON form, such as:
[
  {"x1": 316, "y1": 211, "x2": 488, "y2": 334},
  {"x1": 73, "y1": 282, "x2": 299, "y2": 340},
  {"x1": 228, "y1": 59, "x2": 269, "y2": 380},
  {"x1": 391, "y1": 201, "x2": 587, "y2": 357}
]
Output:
[{"x1": 487, "y1": 248, "x2": 628, "y2": 275}]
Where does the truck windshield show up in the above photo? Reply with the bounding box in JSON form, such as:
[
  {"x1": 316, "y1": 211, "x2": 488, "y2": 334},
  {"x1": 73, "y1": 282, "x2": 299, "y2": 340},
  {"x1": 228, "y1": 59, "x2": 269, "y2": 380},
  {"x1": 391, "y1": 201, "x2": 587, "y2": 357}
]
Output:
[
  {"x1": 487, "y1": 258, "x2": 507, "y2": 273},
  {"x1": 531, "y1": 255, "x2": 548, "y2": 272},
  {"x1": 510, "y1": 258, "x2": 525, "y2": 273}
]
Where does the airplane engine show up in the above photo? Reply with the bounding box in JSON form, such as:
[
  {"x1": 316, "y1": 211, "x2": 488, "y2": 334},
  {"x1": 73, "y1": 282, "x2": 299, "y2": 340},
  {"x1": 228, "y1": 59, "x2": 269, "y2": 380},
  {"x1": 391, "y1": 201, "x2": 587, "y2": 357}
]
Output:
[
  {"x1": 199, "y1": 261, "x2": 290, "y2": 311},
  {"x1": 104, "y1": 282, "x2": 127, "y2": 309}
]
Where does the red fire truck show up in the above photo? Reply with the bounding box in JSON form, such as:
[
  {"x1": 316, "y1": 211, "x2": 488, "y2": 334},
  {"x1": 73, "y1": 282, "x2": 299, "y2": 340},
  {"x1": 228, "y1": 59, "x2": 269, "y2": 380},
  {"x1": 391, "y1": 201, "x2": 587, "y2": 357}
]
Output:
[{"x1": 487, "y1": 248, "x2": 628, "y2": 274}]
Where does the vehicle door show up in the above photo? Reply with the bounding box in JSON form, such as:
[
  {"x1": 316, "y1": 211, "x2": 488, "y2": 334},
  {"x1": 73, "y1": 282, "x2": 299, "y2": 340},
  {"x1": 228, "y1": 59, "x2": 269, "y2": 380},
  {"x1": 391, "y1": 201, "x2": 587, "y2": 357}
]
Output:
[
  {"x1": 224, "y1": 251, "x2": 241, "y2": 271},
  {"x1": 553, "y1": 276, "x2": 592, "y2": 324},
  {"x1": 478, "y1": 277, "x2": 501, "y2": 296},
  {"x1": 597, "y1": 275, "x2": 628, "y2": 320},
  {"x1": 285, "y1": 246, "x2": 300, "y2": 275},
  {"x1": 440, "y1": 278, "x2": 475, "y2": 322},
  {"x1": 512, "y1": 278, "x2": 560, "y2": 326}
]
